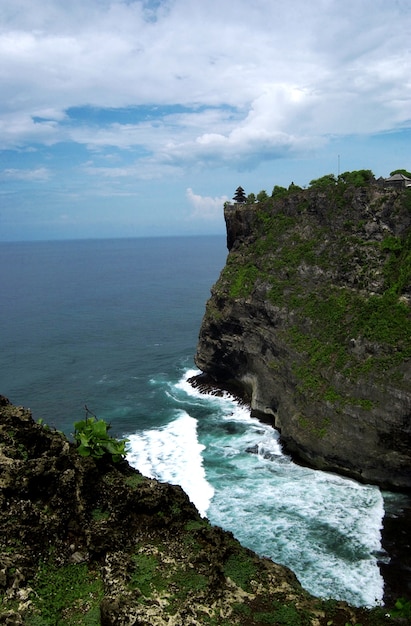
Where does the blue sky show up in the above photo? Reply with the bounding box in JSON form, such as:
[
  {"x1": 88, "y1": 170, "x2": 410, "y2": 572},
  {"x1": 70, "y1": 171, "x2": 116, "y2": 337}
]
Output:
[{"x1": 0, "y1": 0, "x2": 410, "y2": 241}]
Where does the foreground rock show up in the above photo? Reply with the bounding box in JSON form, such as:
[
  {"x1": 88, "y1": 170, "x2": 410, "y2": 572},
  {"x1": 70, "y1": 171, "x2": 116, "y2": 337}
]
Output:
[
  {"x1": 0, "y1": 396, "x2": 397, "y2": 625},
  {"x1": 195, "y1": 184, "x2": 411, "y2": 491}
]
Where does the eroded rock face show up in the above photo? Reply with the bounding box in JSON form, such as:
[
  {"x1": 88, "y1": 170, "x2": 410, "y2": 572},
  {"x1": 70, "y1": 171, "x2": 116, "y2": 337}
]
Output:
[
  {"x1": 2, "y1": 395, "x2": 389, "y2": 625},
  {"x1": 195, "y1": 185, "x2": 411, "y2": 491}
]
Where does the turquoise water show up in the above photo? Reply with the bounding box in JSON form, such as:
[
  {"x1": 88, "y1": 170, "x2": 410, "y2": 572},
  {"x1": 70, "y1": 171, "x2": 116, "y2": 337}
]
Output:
[{"x1": 0, "y1": 236, "x2": 385, "y2": 606}]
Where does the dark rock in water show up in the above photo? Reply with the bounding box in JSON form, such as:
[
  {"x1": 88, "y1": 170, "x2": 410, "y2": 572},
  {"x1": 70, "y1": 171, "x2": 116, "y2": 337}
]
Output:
[
  {"x1": 261, "y1": 450, "x2": 280, "y2": 461},
  {"x1": 245, "y1": 444, "x2": 279, "y2": 461},
  {"x1": 0, "y1": 396, "x2": 397, "y2": 624},
  {"x1": 194, "y1": 185, "x2": 411, "y2": 492},
  {"x1": 188, "y1": 372, "x2": 248, "y2": 403}
]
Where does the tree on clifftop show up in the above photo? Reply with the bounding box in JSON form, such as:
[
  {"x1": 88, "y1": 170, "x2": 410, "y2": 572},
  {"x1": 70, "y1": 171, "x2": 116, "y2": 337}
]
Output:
[
  {"x1": 233, "y1": 186, "x2": 247, "y2": 203},
  {"x1": 257, "y1": 189, "x2": 269, "y2": 202},
  {"x1": 246, "y1": 192, "x2": 256, "y2": 204},
  {"x1": 309, "y1": 173, "x2": 337, "y2": 189},
  {"x1": 338, "y1": 169, "x2": 374, "y2": 186},
  {"x1": 390, "y1": 168, "x2": 411, "y2": 179}
]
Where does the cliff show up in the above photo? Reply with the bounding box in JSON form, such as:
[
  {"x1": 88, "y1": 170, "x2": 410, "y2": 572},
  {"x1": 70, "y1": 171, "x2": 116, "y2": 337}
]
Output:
[
  {"x1": 1, "y1": 395, "x2": 398, "y2": 625},
  {"x1": 194, "y1": 184, "x2": 411, "y2": 491}
]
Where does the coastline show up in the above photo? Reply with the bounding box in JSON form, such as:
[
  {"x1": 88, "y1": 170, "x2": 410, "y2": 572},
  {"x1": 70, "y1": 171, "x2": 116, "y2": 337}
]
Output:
[{"x1": 189, "y1": 372, "x2": 411, "y2": 607}]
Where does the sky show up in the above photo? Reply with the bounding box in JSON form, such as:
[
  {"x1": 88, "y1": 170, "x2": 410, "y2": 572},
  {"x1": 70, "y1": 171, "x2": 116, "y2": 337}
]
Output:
[{"x1": 0, "y1": 0, "x2": 410, "y2": 241}]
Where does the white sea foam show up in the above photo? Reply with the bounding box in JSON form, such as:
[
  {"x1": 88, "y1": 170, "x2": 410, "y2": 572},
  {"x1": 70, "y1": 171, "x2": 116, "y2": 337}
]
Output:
[
  {"x1": 202, "y1": 399, "x2": 384, "y2": 606},
  {"x1": 127, "y1": 411, "x2": 214, "y2": 517},
  {"x1": 207, "y1": 454, "x2": 384, "y2": 606},
  {"x1": 174, "y1": 368, "x2": 237, "y2": 403},
  {"x1": 128, "y1": 368, "x2": 385, "y2": 607}
]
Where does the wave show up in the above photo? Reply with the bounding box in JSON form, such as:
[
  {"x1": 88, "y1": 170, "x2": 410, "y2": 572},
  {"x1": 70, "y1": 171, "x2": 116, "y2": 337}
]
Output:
[
  {"x1": 127, "y1": 410, "x2": 214, "y2": 517},
  {"x1": 127, "y1": 367, "x2": 384, "y2": 607}
]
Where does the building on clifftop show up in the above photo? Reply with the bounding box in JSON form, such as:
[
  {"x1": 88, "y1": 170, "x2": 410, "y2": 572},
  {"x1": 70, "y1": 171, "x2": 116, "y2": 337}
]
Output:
[
  {"x1": 233, "y1": 186, "x2": 247, "y2": 203},
  {"x1": 383, "y1": 173, "x2": 411, "y2": 188}
]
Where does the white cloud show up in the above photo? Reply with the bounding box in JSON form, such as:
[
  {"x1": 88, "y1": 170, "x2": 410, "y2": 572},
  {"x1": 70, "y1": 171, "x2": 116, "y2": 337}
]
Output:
[
  {"x1": 82, "y1": 158, "x2": 183, "y2": 180},
  {"x1": 0, "y1": 0, "x2": 410, "y2": 166},
  {"x1": 1, "y1": 167, "x2": 51, "y2": 181},
  {"x1": 186, "y1": 188, "x2": 228, "y2": 221}
]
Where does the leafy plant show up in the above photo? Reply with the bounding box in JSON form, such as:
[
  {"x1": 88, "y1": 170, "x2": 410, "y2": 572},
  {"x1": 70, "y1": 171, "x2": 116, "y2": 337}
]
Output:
[
  {"x1": 91, "y1": 507, "x2": 109, "y2": 521},
  {"x1": 389, "y1": 597, "x2": 411, "y2": 619},
  {"x1": 246, "y1": 192, "x2": 256, "y2": 204},
  {"x1": 124, "y1": 473, "x2": 145, "y2": 488},
  {"x1": 271, "y1": 185, "x2": 288, "y2": 198},
  {"x1": 73, "y1": 406, "x2": 129, "y2": 462},
  {"x1": 257, "y1": 189, "x2": 269, "y2": 202},
  {"x1": 37, "y1": 417, "x2": 50, "y2": 430}
]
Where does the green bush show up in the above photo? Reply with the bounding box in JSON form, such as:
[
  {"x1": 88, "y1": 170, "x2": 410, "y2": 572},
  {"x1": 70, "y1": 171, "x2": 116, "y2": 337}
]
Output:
[
  {"x1": 308, "y1": 173, "x2": 337, "y2": 188},
  {"x1": 271, "y1": 185, "x2": 288, "y2": 198},
  {"x1": 246, "y1": 192, "x2": 256, "y2": 204},
  {"x1": 338, "y1": 169, "x2": 374, "y2": 186},
  {"x1": 74, "y1": 411, "x2": 129, "y2": 462},
  {"x1": 390, "y1": 597, "x2": 411, "y2": 619}
]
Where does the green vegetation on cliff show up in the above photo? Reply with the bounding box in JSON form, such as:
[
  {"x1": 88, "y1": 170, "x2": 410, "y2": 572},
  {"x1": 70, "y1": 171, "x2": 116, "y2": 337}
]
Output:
[
  {"x1": 196, "y1": 174, "x2": 411, "y2": 491},
  {"x1": 220, "y1": 179, "x2": 411, "y2": 403},
  {"x1": 74, "y1": 407, "x2": 129, "y2": 462}
]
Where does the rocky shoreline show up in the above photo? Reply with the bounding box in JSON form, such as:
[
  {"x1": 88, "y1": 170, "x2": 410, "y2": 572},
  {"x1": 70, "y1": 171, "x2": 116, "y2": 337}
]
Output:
[
  {"x1": 189, "y1": 373, "x2": 411, "y2": 610},
  {"x1": 0, "y1": 395, "x2": 406, "y2": 625},
  {"x1": 194, "y1": 185, "x2": 411, "y2": 492}
]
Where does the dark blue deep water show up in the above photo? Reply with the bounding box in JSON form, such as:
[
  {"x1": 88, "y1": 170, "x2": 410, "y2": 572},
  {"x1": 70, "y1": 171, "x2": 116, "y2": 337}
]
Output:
[
  {"x1": 0, "y1": 236, "x2": 387, "y2": 606},
  {"x1": 1, "y1": 236, "x2": 225, "y2": 431}
]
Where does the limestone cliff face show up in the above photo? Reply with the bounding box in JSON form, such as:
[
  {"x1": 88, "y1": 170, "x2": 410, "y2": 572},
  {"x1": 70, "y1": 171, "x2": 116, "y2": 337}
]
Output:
[{"x1": 195, "y1": 185, "x2": 411, "y2": 491}]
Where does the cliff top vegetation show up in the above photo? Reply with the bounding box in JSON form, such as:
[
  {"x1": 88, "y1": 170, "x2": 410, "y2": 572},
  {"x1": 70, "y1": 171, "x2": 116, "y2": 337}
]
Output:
[
  {"x1": 223, "y1": 174, "x2": 411, "y2": 387},
  {"x1": 230, "y1": 168, "x2": 411, "y2": 205},
  {"x1": 196, "y1": 173, "x2": 411, "y2": 492}
]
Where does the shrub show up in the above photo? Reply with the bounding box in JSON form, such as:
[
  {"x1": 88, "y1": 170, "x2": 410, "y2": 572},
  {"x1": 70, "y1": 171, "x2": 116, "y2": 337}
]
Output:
[
  {"x1": 74, "y1": 408, "x2": 129, "y2": 462},
  {"x1": 271, "y1": 185, "x2": 288, "y2": 198},
  {"x1": 308, "y1": 173, "x2": 337, "y2": 188},
  {"x1": 338, "y1": 169, "x2": 374, "y2": 186}
]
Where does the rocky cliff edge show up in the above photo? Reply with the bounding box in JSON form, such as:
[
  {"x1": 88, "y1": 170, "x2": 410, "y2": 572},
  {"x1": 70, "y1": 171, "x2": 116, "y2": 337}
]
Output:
[
  {"x1": 2, "y1": 395, "x2": 398, "y2": 625},
  {"x1": 195, "y1": 185, "x2": 411, "y2": 491}
]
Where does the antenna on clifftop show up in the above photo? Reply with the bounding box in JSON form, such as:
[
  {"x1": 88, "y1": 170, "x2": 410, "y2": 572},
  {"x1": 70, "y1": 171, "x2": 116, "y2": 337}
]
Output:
[{"x1": 338, "y1": 154, "x2": 340, "y2": 177}]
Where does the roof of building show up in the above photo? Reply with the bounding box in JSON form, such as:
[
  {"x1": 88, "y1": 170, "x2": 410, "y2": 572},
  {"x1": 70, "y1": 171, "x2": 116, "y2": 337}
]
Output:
[{"x1": 385, "y1": 173, "x2": 411, "y2": 182}]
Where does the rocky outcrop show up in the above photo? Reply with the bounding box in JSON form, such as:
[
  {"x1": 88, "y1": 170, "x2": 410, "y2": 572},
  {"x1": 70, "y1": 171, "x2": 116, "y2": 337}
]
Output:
[
  {"x1": 2, "y1": 395, "x2": 395, "y2": 625},
  {"x1": 195, "y1": 185, "x2": 411, "y2": 491}
]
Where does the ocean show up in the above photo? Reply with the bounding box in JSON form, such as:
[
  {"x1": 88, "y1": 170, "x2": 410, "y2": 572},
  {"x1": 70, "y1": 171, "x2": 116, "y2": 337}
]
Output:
[{"x1": 0, "y1": 235, "x2": 398, "y2": 607}]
